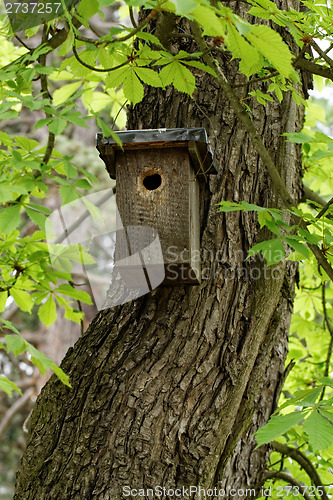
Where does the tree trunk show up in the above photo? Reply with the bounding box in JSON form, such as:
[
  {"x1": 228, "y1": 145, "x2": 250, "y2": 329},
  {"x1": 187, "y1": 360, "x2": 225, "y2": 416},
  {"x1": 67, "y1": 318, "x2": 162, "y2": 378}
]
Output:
[{"x1": 15, "y1": 3, "x2": 307, "y2": 499}]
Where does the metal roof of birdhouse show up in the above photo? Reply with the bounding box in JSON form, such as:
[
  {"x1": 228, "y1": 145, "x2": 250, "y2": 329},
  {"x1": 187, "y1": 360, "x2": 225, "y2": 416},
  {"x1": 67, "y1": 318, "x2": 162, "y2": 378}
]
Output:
[{"x1": 97, "y1": 127, "x2": 218, "y2": 181}]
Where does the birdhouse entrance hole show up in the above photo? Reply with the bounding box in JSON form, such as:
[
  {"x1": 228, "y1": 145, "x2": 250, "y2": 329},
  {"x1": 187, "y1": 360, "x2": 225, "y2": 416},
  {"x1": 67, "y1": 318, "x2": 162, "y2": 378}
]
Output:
[{"x1": 143, "y1": 172, "x2": 162, "y2": 191}]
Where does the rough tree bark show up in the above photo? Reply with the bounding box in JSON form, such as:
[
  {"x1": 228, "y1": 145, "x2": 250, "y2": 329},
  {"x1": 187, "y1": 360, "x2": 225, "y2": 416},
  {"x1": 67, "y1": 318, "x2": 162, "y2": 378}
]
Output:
[{"x1": 15, "y1": 2, "x2": 308, "y2": 498}]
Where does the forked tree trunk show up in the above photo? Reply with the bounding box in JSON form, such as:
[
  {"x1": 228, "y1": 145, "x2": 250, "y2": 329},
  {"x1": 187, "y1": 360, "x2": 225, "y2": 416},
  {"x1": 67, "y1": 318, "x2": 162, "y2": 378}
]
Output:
[{"x1": 15, "y1": 3, "x2": 307, "y2": 498}]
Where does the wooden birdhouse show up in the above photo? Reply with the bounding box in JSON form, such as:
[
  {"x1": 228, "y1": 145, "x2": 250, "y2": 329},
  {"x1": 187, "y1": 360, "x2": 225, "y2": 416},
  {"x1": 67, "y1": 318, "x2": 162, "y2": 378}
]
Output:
[{"x1": 97, "y1": 128, "x2": 218, "y2": 285}]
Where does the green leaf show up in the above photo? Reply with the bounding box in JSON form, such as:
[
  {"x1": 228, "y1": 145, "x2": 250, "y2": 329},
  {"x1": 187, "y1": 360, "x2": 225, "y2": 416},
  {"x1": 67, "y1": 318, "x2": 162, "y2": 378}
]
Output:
[
  {"x1": 248, "y1": 6, "x2": 275, "y2": 19},
  {"x1": 226, "y1": 24, "x2": 261, "y2": 77},
  {"x1": 284, "y1": 237, "x2": 310, "y2": 259},
  {"x1": 26, "y1": 207, "x2": 46, "y2": 230},
  {"x1": 172, "y1": 62, "x2": 196, "y2": 96},
  {"x1": 51, "y1": 363, "x2": 71, "y2": 387},
  {"x1": 56, "y1": 283, "x2": 92, "y2": 304},
  {"x1": 318, "y1": 377, "x2": 333, "y2": 388},
  {"x1": 136, "y1": 32, "x2": 163, "y2": 47},
  {"x1": 0, "y1": 205, "x2": 20, "y2": 235},
  {"x1": 255, "y1": 411, "x2": 305, "y2": 447},
  {"x1": 303, "y1": 410, "x2": 333, "y2": 451},
  {"x1": 168, "y1": 0, "x2": 197, "y2": 16},
  {"x1": 10, "y1": 288, "x2": 34, "y2": 313},
  {"x1": 48, "y1": 117, "x2": 67, "y2": 135},
  {"x1": 82, "y1": 197, "x2": 103, "y2": 222},
  {"x1": 52, "y1": 81, "x2": 82, "y2": 107},
  {"x1": 248, "y1": 238, "x2": 285, "y2": 266},
  {"x1": 0, "y1": 319, "x2": 21, "y2": 335},
  {"x1": 246, "y1": 24, "x2": 294, "y2": 78},
  {"x1": 183, "y1": 60, "x2": 217, "y2": 77},
  {"x1": 5, "y1": 334, "x2": 26, "y2": 356},
  {"x1": 59, "y1": 185, "x2": 79, "y2": 205},
  {"x1": 73, "y1": 179, "x2": 92, "y2": 189},
  {"x1": 0, "y1": 376, "x2": 22, "y2": 397},
  {"x1": 122, "y1": 68, "x2": 144, "y2": 105},
  {"x1": 14, "y1": 136, "x2": 39, "y2": 152},
  {"x1": 278, "y1": 387, "x2": 323, "y2": 411},
  {"x1": 257, "y1": 210, "x2": 272, "y2": 228},
  {"x1": 35, "y1": 117, "x2": 52, "y2": 130},
  {"x1": 27, "y1": 203, "x2": 51, "y2": 215},
  {"x1": 134, "y1": 67, "x2": 163, "y2": 87},
  {"x1": 0, "y1": 131, "x2": 12, "y2": 146},
  {"x1": 191, "y1": 6, "x2": 226, "y2": 36},
  {"x1": 96, "y1": 116, "x2": 114, "y2": 138},
  {"x1": 217, "y1": 201, "x2": 243, "y2": 212},
  {"x1": 77, "y1": 0, "x2": 100, "y2": 19},
  {"x1": 160, "y1": 61, "x2": 196, "y2": 96},
  {"x1": 64, "y1": 306, "x2": 85, "y2": 324},
  {"x1": 38, "y1": 295, "x2": 57, "y2": 327},
  {"x1": 105, "y1": 66, "x2": 130, "y2": 89}
]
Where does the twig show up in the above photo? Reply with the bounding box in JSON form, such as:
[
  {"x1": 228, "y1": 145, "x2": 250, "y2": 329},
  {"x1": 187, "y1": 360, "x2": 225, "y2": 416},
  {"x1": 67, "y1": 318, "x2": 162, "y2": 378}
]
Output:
[
  {"x1": 324, "y1": 43, "x2": 333, "y2": 55},
  {"x1": 271, "y1": 441, "x2": 328, "y2": 500},
  {"x1": 264, "y1": 471, "x2": 314, "y2": 500},
  {"x1": 0, "y1": 389, "x2": 34, "y2": 442},
  {"x1": 307, "y1": 242, "x2": 333, "y2": 282},
  {"x1": 87, "y1": 23, "x2": 101, "y2": 39},
  {"x1": 40, "y1": 26, "x2": 55, "y2": 167},
  {"x1": 14, "y1": 34, "x2": 31, "y2": 51},
  {"x1": 111, "y1": 100, "x2": 128, "y2": 128},
  {"x1": 115, "y1": 8, "x2": 158, "y2": 43}
]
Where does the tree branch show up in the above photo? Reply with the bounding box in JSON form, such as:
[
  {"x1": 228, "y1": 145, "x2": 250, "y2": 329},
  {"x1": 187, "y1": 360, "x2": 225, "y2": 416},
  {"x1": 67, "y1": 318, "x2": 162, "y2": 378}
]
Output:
[
  {"x1": 264, "y1": 471, "x2": 314, "y2": 500},
  {"x1": 72, "y1": 45, "x2": 130, "y2": 72},
  {"x1": 294, "y1": 58, "x2": 333, "y2": 82},
  {"x1": 316, "y1": 196, "x2": 333, "y2": 220},
  {"x1": 129, "y1": 7, "x2": 138, "y2": 28},
  {"x1": 311, "y1": 40, "x2": 333, "y2": 69},
  {"x1": 271, "y1": 441, "x2": 328, "y2": 500},
  {"x1": 301, "y1": 186, "x2": 327, "y2": 207},
  {"x1": 307, "y1": 243, "x2": 333, "y2": 282},
  {"x1": 40, "y1": 25, "x2": 55, "y2": 167}
]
